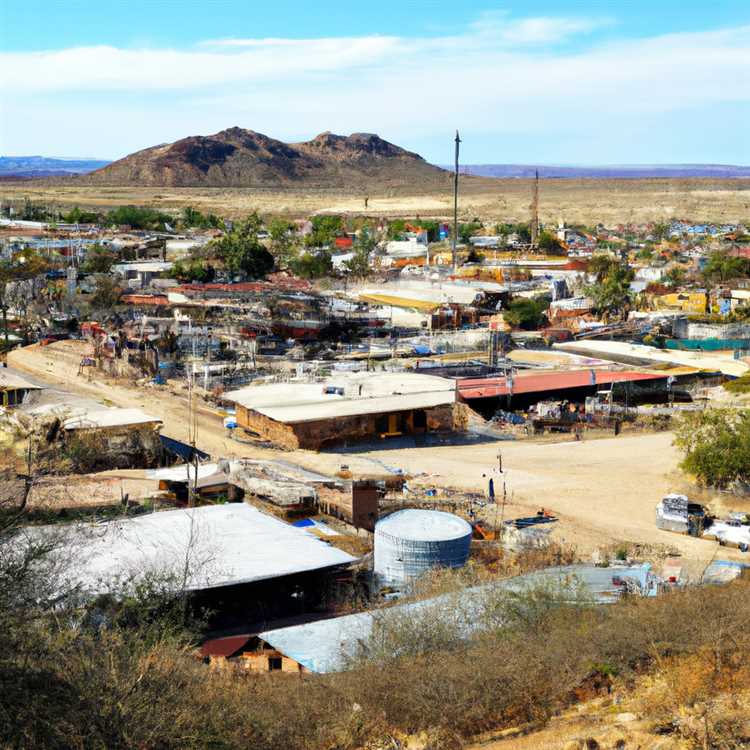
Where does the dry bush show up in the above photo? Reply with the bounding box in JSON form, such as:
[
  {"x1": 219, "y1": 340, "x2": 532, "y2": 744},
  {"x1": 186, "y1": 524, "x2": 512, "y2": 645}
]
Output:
[{"x1": 3, "y1": 564, "x2": 750, "y2": 749}]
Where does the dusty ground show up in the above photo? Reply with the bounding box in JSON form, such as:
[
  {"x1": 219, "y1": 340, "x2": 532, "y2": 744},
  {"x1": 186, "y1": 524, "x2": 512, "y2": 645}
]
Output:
[
  {"x1": 3, "y1": 177, "x2": 749, "y2": 224},
  {"x1": 10, "y1": 340, "x2": 744, "y2": 571}
]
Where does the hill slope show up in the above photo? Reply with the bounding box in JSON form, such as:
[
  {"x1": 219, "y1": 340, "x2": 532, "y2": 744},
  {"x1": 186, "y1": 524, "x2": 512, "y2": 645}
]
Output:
[{"x1": 82, "y1": 127, "x2": 450, "y2": 189}]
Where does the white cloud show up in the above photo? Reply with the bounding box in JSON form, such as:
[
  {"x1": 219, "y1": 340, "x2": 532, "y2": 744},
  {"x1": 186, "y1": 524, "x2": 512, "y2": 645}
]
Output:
[
  {"x1": 468, "y1": 10, "x2": 611, "y2": 43},
  {"x1": 1, "y1": 15, "x2": 749, "y2": 161}
]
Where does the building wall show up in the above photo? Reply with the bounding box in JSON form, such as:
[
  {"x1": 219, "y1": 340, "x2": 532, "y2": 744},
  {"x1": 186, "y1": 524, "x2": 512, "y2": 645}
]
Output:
[
  {"x1": 236, "y1": 405, "x2": 301, "y2": 449},
  {"x1": 239, "y1": 651, "x2": 303, "y2": 673},
  {"x1": 237, "y1": 403, "x2": 465, "y2": 450},
  {"x1": 672, "y1": 318, "x2": 750, "y2": 341}
]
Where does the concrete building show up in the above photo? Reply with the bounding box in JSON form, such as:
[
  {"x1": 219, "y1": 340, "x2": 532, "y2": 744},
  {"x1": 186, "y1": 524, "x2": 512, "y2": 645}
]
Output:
[{"x1": 224, "y1": 372, "x2": 464, "y2": 450}]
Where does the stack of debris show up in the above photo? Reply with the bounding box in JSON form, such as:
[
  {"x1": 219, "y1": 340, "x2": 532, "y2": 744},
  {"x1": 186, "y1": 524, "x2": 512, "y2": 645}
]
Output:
[{"x1": 655, "y1": 494, "x2": 706, "y2": 536}]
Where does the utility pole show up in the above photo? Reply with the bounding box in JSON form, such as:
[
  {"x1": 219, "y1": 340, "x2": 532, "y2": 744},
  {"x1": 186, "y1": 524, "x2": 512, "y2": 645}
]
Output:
[
  {"x1": 452, "y1": 130, "x2": 461, "y2": 273},
  {"x1": 530, "y1": 169, "x2": 539, "y2": 248}
]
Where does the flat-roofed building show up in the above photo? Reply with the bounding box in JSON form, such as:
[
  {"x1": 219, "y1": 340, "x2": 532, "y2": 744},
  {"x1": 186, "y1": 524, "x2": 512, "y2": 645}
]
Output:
[{"x1": 224, "y1": 372, "x2": 465, "y2": 450}]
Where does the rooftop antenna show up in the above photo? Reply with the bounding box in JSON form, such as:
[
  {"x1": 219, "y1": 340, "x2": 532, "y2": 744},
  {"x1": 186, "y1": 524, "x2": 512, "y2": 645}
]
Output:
[
  {"x1": 452, "y1": 130, "x2": 461, "y2": 272},
  {"x1": 530, "y1": 169, "x2": 539, "y2": 248}
]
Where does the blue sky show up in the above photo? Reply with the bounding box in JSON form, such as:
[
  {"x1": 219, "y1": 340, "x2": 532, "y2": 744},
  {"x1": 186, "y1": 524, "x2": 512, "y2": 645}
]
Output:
[{"x1": 1, "y1": 0, "x2": 749, "y2": 163}]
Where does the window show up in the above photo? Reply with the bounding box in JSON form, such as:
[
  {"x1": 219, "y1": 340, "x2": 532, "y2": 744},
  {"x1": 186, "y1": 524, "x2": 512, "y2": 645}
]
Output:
[{"x1": 268, "y1": 657, "x2": 282, "y2": 671}]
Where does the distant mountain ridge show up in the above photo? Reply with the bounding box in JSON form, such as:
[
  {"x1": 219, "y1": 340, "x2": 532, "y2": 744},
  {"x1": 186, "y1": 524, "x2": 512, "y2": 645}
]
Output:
[
  {"x1": 448, "y1": 164, "x2": 750, "y2": 179},
  {"x1": 79, "y1": 127, "x2": 450, "y2": 188},
  {"x1": 0, "y1": 155, "x2": 110, "y2": 178}
]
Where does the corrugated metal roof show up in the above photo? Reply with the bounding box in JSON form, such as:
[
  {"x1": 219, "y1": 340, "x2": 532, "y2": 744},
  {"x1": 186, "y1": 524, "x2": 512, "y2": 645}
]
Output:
[
  {"x1": 554, "y1": 341, "x2": 749, "y2": 378},
  {"x1": 0, "y1": 370, "x2": 43, "y2": 391},
  {"x1": 358, "y1": 294, "x2": 441, "y2": 312},
  {"x1": 259, "y1": 564, "x2": 656, "y2": 673},
  {"x1": 458, "y1": 369, "x2": 665, "y2": 400},
  {"x1": 62, "y1": 407, "x2": 162, "y2": 430},
  {"x1": 200, "y1": 634, "x2": 251, "y2": 658},
  {"x1": 31, "y1": 503, "x2": 356, "y2": 598}
]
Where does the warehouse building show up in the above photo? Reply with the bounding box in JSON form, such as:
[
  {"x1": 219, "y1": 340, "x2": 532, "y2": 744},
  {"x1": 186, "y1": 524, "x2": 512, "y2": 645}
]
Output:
[{"x1": 224, "y1": 372, "x2": 465, "y2": 450}]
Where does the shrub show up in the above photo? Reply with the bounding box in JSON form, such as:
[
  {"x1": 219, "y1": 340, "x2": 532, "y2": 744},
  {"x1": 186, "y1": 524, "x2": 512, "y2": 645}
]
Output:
[{"x1": 674, "y1": 409, "x2": 750, "y2": 486}]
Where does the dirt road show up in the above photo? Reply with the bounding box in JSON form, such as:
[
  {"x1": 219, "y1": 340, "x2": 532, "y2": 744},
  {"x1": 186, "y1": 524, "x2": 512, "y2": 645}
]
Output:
[{"x1": 9, "y1": 342, "x2": 731, "y2": 566}]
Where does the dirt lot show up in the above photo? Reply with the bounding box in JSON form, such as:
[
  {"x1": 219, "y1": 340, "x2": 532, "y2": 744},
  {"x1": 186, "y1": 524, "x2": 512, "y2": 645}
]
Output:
[
  {"x1": 3, "y1": 176, "x2": 749, "y2": 224},
  {"x1": 9, "y1": 341, "x2": 742, "y2": 568}
]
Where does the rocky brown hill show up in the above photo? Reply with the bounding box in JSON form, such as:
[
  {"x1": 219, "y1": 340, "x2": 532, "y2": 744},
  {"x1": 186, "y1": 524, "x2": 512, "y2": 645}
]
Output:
[{"x1": 82, "y1": 127, "x2": 450, "y2": 188}]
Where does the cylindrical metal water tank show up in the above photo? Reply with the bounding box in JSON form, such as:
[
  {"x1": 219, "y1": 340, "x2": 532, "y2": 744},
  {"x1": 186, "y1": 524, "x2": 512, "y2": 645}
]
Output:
[{"x1": 374, "y1": 509, "x2": 472, "y2": 586}]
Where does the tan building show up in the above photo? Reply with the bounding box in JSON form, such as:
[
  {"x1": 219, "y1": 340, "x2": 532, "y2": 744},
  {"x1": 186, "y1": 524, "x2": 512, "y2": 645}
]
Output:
[{"x1": 224, "y1": 372, "x2": 465, "y2": 450}]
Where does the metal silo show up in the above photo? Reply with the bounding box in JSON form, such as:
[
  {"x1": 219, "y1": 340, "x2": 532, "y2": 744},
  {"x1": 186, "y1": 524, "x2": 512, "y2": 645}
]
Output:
[{"x1": 374, "y1": 509, "x2": 472, "y2": 586}]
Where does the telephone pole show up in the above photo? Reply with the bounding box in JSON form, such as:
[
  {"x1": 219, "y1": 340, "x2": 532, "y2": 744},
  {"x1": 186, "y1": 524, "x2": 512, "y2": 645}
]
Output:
[
  {"x1": 530, "y1": 169, "x2": 539, "y2": 248},
  {"x1": 452, "y1": 130, "x2": 461, "y2": 272}
]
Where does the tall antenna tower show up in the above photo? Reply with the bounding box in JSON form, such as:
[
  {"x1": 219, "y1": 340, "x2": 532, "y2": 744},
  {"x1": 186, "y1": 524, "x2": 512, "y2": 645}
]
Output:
[
  {"x1": 530, "y1": 169, "x2": 540, "y2": 247},
  {"x1": 452, "y1": 130, "x2": 461, "y2": 272}
]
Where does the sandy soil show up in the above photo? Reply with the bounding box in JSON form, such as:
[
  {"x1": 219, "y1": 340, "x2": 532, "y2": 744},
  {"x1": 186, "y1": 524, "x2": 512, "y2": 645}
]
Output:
[
  {"x1": 8, "y1": 341, "x2": 741, "y2": 568},
  {"x1": 3, "y1": 177, "x2": 749, "y2": 224}
]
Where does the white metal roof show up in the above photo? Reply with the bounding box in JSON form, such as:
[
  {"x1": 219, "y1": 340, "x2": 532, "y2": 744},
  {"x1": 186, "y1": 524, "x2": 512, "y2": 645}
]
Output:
[
  {"x1": 259, "y1": 564, "x2": 657, "y2": 673},
  {"x1": 224, "y1": 372, "x2": 456, "y2": 424},
  {"x1": 0, "y1": 370, "x2": 43, "y2": 391},
  {"x1": 555, "y1": 340, "x2": 749, "y2": 378},
  {"x1": 62, "y1": 407, "x2": 163, "y2": 430},
  {"x1": 375, "y1": 509, "x2": 472, "y2": 542},
  {"x1": 34, "y1": 503, "x2": 356, "y2": 597}
]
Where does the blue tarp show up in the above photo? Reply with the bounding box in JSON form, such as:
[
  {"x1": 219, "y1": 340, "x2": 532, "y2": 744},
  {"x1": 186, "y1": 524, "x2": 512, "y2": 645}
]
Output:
[{"x1": 159, "y1": 434, "x2": 211, "y2": 463}]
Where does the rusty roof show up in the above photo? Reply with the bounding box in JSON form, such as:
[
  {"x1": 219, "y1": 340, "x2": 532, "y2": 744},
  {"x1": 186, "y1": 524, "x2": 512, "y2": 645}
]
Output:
[
  {"x1": 458, "y1": 369, "x2": 666, "y2": 400},
  {"x1": 200, "y1": 634, "x2": 252, "y2": 658}
]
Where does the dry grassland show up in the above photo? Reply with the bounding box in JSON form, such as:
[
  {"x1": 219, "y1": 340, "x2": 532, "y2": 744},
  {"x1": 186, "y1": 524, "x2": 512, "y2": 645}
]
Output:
[{"x1": 2, "y1": 176, "x2": 749, "y2": 224}]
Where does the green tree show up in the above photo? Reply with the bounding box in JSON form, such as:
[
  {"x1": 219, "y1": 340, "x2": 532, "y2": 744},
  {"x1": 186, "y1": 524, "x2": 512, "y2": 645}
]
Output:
[
  {"x1": 171, "y1": 259, "x2": 215, "y2": 283},
  {"x1": 89, "y1": 275, "x2": 123, "y2": 309},
  {"x1": 62, "y1": 206, "x2": 101, "y2": 224},
  {"x1": 503, "y1": 296, "x2": 549, "y2": 330},
  {"x1": 267, "y1": 218, "x2": 298, "y2": 268},
  {"x1": 674, "y1": 409, "x2": 750, "y2": 487},
  {"x1": 306, "y1": 215, "x2": 343, "y2": 247},
  {"x1": 107, "y1": 205, "x2": 172, "y2": 230},
  {"x1": 663, "y1": 266, "x2": 686, "y2": 288},
  {"x1": 343, "y1": 229, "x2": 376, "y2": 277},
  {"x1": 211, "y1": 212, "x2": 274, "y2": 279},
  {"x1": 81, "y1": 244, "x2": 118, "y2": 274},
  {"x1": 585, "y1": 259, "x2": 633, "y2": 318},
  {"x1": 537, "y1": 231, "x2": 565, "y2": 256},
  {"x1": 702, "y1": 250, "x2": 750, "y2": 284},
  {"x1": 588, "y1": 254, "x2": 619, "y2": 283},
  {"x1": 290, "y1": 249, "x2": 333, "y2": 279},
  {"x1": 459, "y1": 221, "x2": 483, "y2": 244},
  {"x1": 180, "y1": 206, "x2": 223, "y2": 230}
]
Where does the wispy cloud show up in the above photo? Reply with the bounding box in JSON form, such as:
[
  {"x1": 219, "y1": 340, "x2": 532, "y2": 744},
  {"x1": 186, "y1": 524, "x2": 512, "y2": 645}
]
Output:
[
  {"x1": 468, "y1": 10, "x2": 612, "y2": 43},
  {"x1": 1, "y1": 14, "x2": 748, "y2": 162}
]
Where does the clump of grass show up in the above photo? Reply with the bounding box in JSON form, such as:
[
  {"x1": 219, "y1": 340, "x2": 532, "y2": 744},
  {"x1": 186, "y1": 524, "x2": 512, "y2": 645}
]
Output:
[{"x1": 723, "y1": 372, "x2": 750, "y2": 394}]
